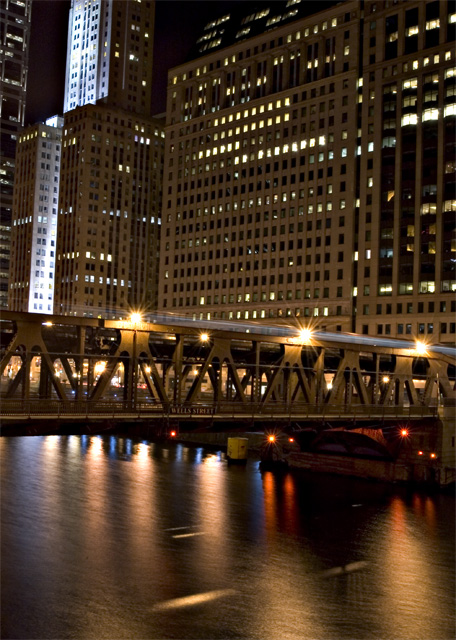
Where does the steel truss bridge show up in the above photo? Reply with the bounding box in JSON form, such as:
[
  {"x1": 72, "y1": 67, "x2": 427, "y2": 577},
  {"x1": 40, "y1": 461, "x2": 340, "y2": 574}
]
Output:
[{"x1": 0, "y1": 311, "x2": 455, "y2": 425}]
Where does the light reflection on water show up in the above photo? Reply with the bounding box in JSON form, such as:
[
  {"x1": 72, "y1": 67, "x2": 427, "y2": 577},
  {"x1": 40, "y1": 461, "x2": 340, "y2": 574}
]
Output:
[{"x1": 1, "y1": 436, "x2": 454, "y2": 640}]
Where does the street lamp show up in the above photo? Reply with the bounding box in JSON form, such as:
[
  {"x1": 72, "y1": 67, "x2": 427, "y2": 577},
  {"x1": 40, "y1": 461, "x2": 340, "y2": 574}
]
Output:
[
  {"x1": 299, "y1": 328, "x2": 313, "y2": 345},
  {"x1": 130, "y1": 312, "x2": 142, "y2": 325},
  {"x1": 129, "y1": 312, "x2": 142, "y2": 409},
  {"x1": 414, "y1": 340, "x2": 427, "y2": 356}
]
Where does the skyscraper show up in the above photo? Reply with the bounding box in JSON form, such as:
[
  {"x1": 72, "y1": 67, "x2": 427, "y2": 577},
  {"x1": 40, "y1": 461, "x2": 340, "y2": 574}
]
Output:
[
  {"x1": 55, "y1": 0, "x2": 163, "y2": 319},
  {"x1": 63, "y1": 0, "x2": 154, "y2": 114},
  {"x1": 0, "y1": 0, "x2": 32, "y2": 309},
  {"x1": 54, "y1": 104, "x2": 163, "y2": 318},
  {"x1": 158, "y1": 0, "x2": 455, "y2": 344},
  {"x1": 8, "y1": 116, "x2": 63, "y2": 313}
]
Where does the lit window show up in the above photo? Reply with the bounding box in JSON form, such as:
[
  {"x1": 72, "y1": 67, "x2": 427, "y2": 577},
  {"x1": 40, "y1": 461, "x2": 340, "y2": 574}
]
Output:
[
  {"x1": 419, "y1": 281, "x2": 435, "y2": 293},
  {"x1": 402, "y1": 77, "x2": 418, "y2": 90},
  {"x1": 423, "y1": 108, "x2": 439, "y2": 121},
  {"x1": 379, "y1": 284, "x2": 393, "y2": 295},
  {"x1": 444, "y1": 104, "x2": 456, "y2": 117},
  {"x1": 423, "y1": 90, "x2": 438, "y2": 102},
  {"x1": 401, "y1": 114, "x2": 418, "y2": 126},
  {"x1": 421, "y1": 203, "x2": 437, "y2": 215},
  {"x1": 382, "y1": 136, "x2": 396, "y2": 148},
  {"x1": 403, "y1": 95, "x2": 417, "y2": 107},
  {"x1": 441, "y1": 280, "x2": 456, "y2": 292},
  {"x1": 425, "y1": 19, "x2": 440, "y2": 30}
]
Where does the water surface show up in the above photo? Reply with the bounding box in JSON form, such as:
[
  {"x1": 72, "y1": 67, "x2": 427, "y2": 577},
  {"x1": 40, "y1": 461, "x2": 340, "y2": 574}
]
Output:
[{"x1": 1, "y1": 436, "x2": 454, "y2": 639}]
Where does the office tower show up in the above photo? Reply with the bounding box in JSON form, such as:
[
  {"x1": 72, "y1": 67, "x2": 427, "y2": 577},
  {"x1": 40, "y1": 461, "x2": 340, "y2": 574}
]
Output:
[
  {"x1": 64, "y1": 0, "x2": 154, "y2": 114},
  {"x1": 8, "y1": 117, "x2": 63, "y2": 313},
  {"x1": 356, "y1": 1, "x2": 456, "y2": 342},
  {"x1": 54, "y1": 104, "x2": 164, "y2": 318},
  {"x1": 56, "y1": 0, "x2": 163, "y2": 319},
  {"x1": 0, "y1": 0, "x2": 32, "y2": 309},
  {"x1": 159, "y1": 0, "x2": 456, "y2": 344}
]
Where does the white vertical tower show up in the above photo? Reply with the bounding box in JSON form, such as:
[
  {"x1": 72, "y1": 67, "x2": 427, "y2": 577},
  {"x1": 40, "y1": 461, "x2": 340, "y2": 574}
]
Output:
[
  {"x1": 9, "y1": 117, "x2": 63, "y2": 313},
  {"x1": 63, "y1": 0, "x2": 112, "y2": 113},
  {"x1": 63, "y1": 0, "x2": 155, "y2": 116}
]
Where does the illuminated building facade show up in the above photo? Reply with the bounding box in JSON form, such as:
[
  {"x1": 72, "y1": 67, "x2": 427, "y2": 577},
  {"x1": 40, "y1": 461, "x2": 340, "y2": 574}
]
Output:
[
  {"x1": 54, "y1": 104, "x2": 164, "y2": 318},
  {"x1": 64, "y1": 0, "x2": 154, "y2": 114},
  {"x1": 0, "y1": 0, "x2": 32, "y2": 309},
  {"x1": 159, "y1": 0, "x2": 455, "y2": 343},
  {"x1": 56, "y1": 0, "x2": 163, "y2": 318},
  {"x1": 8, "y1": 116, "x2": 63, "y2": 313}
]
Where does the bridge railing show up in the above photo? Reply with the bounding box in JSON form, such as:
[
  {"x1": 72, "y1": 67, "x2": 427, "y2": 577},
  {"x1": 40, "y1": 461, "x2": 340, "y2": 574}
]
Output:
[{"x1": 0, "y1": 399, "x2": 438, "y2": 421}]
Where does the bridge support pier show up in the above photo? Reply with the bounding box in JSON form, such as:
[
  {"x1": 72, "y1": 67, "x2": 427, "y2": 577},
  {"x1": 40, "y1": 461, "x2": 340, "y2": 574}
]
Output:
[{"x1": 438, "y1": 400, "x2": 456, "y2": 486}]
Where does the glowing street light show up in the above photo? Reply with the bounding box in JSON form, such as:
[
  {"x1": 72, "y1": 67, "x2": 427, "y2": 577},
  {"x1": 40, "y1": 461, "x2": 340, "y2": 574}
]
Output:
[
  {"x1": 94, "y1": 361, "x2": 106, "y2": 375},
  {"x1": 382, "y1": 375, "x2": 390, "y2": 384},
  {"x1": 414, "y1": 340, "x2": 427, "y2": 356},
  {"x1": 200, "y1": 333, "x2": 209, "y2": 342},
  {"x1": 268, "y1": 435, "x2": 276, "y2": 443},
  {"x1": 400, "y1": 428, "x2": 409, "y2": 437},
  {"x1": 299, "y1": 327, "x2": 313, "y2": 345},
  {"x1": 130, "y1": 312, "x2": 142, "y2": 325}
]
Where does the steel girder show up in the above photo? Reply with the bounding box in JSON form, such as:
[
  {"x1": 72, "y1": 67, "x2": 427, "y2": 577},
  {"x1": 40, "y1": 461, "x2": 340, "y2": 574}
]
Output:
[{"x1": 1, "y1": 312, "x2": 454, "y2": 413}]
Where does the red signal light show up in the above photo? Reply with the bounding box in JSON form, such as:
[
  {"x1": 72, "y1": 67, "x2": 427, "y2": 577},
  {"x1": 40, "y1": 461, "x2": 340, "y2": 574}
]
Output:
[{"x1": 170, "y1": 430, "x2": 177, "y2": 438}]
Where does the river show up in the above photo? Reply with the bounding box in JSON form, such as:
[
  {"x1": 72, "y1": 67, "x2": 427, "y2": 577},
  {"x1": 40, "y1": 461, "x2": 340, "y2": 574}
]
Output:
[{"x1": 1, "y1": 435, "x2": 454, "y2": 640}]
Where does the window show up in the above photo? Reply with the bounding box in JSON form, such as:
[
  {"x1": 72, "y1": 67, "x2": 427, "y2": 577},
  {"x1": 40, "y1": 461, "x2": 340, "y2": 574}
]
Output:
[
  {"x1": 425, "y1": 19, "x2": 440, "y2": 30},
  {"x1": 419, "y1": 281, "x2": 435, "y2": 293},
  {"x1": 423, "y1": 108, "x2": 439, "y2": 121},
  {"x1": 402, "y1": 95, "x2": 417, "y2": 107},
  {"x1": 401, "y1": 113, "x2": 418, "y2": 126},
  {"x1": 402, "y1": 77, "x2": 418, "y2": 90},
  {"x1": 421, "y1": 203, "x2": 437, "y2": 215},
  {"x1": 379, "y1": 284, "x2": 392, "y2": 295}
]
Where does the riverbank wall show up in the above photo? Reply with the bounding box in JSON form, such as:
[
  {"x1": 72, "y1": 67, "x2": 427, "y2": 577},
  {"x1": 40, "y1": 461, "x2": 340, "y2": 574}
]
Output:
[{"x1": 175, "y1": 429, "x2": 455, "y2": 489}]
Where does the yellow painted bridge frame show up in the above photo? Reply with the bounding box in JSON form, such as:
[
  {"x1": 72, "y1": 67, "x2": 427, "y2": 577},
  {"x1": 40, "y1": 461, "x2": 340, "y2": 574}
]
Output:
[{"x1": 1, "y1": 311, "x2": 454, "y2": 420}]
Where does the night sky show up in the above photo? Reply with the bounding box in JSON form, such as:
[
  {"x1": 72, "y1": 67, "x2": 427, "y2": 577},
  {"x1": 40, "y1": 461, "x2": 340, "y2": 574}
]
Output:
[{"x1": 25, "y1": 0, "x2": 264, "y2": 124}]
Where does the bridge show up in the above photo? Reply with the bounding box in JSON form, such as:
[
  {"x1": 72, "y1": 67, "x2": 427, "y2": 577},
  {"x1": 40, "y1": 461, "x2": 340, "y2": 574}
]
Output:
[{"x1": 1, "y1": 311, "x2": 454, "y2": 426}]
